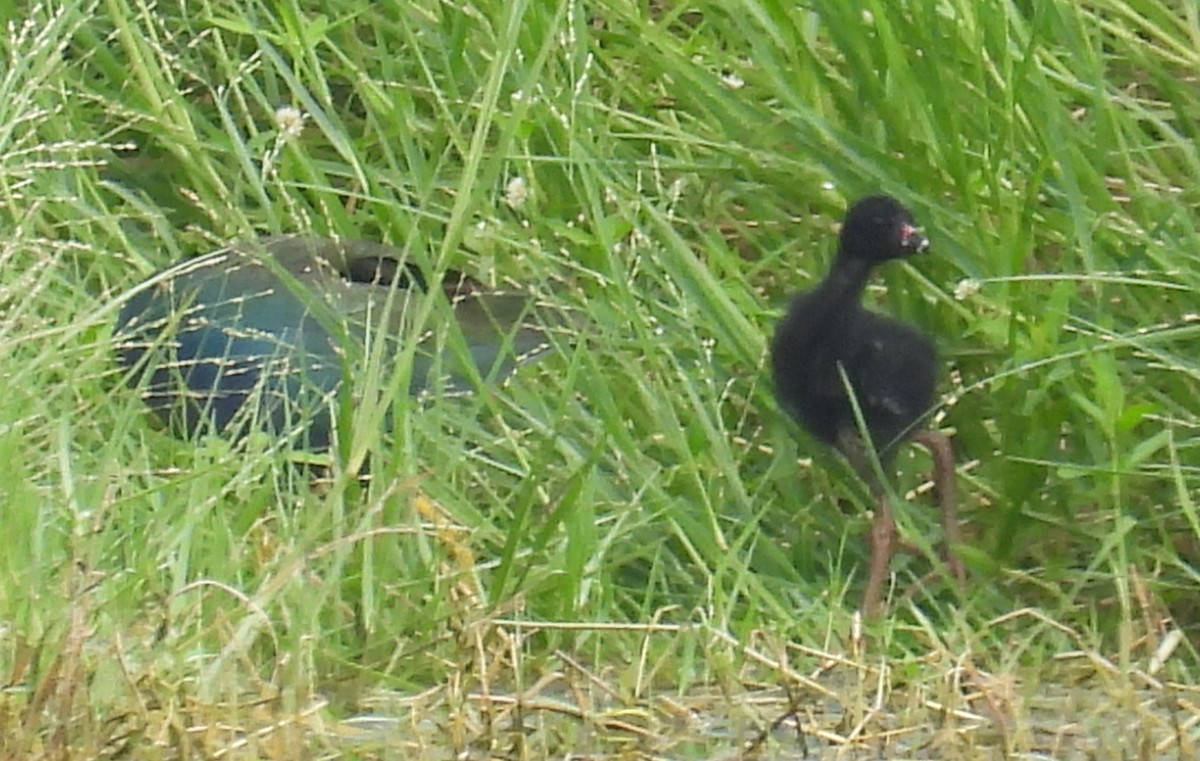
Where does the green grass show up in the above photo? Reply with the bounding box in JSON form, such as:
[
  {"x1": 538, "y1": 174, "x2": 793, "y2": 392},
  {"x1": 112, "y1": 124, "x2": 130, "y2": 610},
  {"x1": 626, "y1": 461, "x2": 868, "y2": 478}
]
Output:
[{"x1": 2, "y1": 0, "x2": 1199, "y2": 756}]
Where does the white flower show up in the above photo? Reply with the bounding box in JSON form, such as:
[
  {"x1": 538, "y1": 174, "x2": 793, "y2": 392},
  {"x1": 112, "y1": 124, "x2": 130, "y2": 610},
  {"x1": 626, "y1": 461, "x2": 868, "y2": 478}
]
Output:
[
  {"x1": 274, "y1": 106, "x2": 306, "y2": 141},
  {"x1": 954, "y1": 278, "x2": 981, "y2": 301},
  {"x1": 505, "y1": 176, "x2": 529, "y2": 209}
]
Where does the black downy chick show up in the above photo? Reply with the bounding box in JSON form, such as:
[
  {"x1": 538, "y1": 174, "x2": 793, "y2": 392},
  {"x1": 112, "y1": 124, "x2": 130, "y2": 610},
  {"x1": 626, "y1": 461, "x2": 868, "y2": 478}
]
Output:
[{"x1": 771, "y1": 195, "x2": 965, "y2": 618}]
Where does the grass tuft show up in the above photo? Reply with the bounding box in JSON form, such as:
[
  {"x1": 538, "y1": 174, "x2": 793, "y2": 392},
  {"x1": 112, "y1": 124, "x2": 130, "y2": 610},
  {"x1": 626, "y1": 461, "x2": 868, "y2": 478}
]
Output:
[{"x1": 2, "y1": 0, "x2": 1199, "y2": 756}]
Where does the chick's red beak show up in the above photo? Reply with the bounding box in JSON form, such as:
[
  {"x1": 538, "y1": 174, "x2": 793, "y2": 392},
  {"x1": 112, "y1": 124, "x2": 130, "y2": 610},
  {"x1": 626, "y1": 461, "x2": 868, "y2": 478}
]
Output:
[{"x1": 900, "y1": 223, "x2": 929, "y2": 254}]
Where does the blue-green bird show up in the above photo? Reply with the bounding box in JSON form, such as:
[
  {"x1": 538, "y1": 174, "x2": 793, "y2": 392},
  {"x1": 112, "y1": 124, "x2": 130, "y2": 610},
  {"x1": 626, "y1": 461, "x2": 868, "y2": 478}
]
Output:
[{"x1": 115, "y1": 235, "x2": 566, "y2": 449}]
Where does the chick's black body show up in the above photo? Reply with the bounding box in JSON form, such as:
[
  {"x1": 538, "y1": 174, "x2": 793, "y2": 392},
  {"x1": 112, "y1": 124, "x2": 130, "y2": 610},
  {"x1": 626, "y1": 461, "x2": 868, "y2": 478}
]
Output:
[
  {"x1": 770, "y1": 195, "x2": 963, "y2": 618},
  {"x1": 772, "y1": 251, "x2": 936, "y2": 459}
]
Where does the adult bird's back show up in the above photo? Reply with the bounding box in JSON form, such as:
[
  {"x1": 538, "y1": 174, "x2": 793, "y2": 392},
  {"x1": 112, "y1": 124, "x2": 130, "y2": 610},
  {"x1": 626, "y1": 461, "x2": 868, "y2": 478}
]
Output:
[{"x1": 114, "y1": 235, "x2": 571, "y2": 450}]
